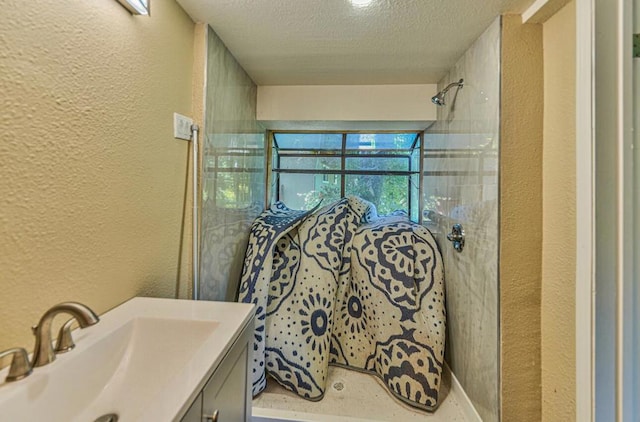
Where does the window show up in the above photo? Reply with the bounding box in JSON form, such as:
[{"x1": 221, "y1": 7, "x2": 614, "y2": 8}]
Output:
[{"x1": 270, "y1": 132, "x2": 421, "y2": 221}]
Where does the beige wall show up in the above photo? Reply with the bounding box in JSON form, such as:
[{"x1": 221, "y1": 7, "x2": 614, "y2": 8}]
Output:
[
  {"x1": 541, "y1": 2, "x2": 576, "y2": 420},
  {"x1": 0, "y1": 0, "x2": 195, "y2": 352},
  {"x1": 257, "y1": 85, "x2": 437, "y2": 122},
  {"x1": 500, "y1": 15, "x2": 544, "y2": 422}
]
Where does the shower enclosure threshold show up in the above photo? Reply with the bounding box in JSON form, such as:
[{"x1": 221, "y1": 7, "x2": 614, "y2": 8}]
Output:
[{"x1": 252, "y1": 365, "x2": 481, "y2": 422}]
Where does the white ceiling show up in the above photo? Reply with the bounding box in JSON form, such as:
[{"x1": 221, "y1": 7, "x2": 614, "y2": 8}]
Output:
[{"x1": 176, "y1": 0, "x2": 532, "y2": 86}]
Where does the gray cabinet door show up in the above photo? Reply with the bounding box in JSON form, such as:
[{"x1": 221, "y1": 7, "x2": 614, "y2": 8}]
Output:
[
  {"x1": 181, "y1": 393, "x2": 202, "y2": 422},
  {"x1": 179, "y1": 317, "x2": 253, "y2": 422},
  {"x1": 202, "y1": 343, "x2": 249, "y2": 422}
]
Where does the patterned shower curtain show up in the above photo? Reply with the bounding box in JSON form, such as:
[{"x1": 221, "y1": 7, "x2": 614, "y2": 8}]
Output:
[{"x1": 238, "y1": 197, "x2": 446, "y2": 411}]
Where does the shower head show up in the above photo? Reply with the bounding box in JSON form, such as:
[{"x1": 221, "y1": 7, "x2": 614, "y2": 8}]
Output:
[
  {"x1": 431, "y1": 79, "x2": 464, "y2": 107},
  {"x1": 431, "y1": 92, "x2": 446, "y2": 106}
]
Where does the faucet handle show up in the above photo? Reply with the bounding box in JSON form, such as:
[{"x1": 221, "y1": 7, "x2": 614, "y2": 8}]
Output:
[
  {"x1": 54, "y1": 319, "x2": 76, "y2": 353},
  {"x1": 0, "y1": 348, "x2": 33, "y2": 382}
]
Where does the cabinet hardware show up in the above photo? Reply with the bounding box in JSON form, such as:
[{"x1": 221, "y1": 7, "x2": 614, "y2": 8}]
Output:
[{"x1": 203, "y1": 409, "x2": 219, "y2": 422}]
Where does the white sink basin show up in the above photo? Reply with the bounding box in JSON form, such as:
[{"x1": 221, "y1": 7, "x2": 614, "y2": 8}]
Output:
[{"x1": 0, "y1": 297, "x2": 254, "y2": 421}]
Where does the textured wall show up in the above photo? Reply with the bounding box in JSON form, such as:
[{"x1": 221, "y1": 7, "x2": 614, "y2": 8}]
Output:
[
  {"x1": 425, "y1": 17, "x2": 501, "y2": 422},
  {"x1": 199, "y1": 27, "x2": 265, "y2": 302},
  {"x1": 541, "y1": 2, "x2": 576, "y2": 420},
  {"x1": 0, "y1": 0, "x2": 195, "y2": 352},
  {"x1": 500, "y1": 15, "x2": 543, "y2": 422}
]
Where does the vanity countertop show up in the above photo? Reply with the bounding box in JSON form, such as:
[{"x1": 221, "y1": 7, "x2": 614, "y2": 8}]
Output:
[{"x1": 0, "y1": 297, "x2": 255, "y2": 422}]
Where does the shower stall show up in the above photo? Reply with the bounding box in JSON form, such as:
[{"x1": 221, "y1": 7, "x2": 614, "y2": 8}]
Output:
[{"x1": 196, "y1": 17, "x2": 502, "y2": 422}]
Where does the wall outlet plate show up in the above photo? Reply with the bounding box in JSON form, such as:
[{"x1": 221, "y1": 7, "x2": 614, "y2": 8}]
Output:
[{"x1": 174, "y1": 113, "x2": 193, "y2": 141}]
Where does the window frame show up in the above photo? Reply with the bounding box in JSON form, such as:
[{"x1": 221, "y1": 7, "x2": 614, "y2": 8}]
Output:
[{"x1": 267, "y1": 131, "x2": 424, "y2": 222}]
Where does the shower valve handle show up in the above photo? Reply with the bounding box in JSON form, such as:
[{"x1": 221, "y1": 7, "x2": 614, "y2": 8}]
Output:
[{"x1": 447, "y1": 224, "x2": 465, "y2": 253}]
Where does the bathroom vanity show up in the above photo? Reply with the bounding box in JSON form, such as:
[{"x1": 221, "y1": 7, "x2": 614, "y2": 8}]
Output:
[
  {"x1": 181, "y1": 312, "x2": 252, "y2": 422},
  {"x1": 0, "y1": 297, "x2": 255, "y2": 422}
]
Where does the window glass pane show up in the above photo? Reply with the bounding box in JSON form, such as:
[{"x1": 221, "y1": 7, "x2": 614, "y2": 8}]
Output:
[
  {"x1": 345, "y1": 174, "x2": 409, "y2": 215},
  {"x1": 271, "y1": 132, "x2": 420, "y2": 221},
  {"x1": 346, "y1": 133, "x2": 417, "y2": 150},
  {"x1": 346, "y1": 149, "x2": 409, "y2": 156},
  {"x1": 278, "y1": 173, "x2": 341, "y2": 210},
  {"x1": 346, "y1": 157, "x2": 409, "y2": 172},
  {"x1": 410, "y1": 172, "x2": 420, "y2": 222},
  {"x1": 204, "y1": 146, "x2": 263, "y2": 169},
  {"x1": 213, "y1": 172, "x2": 253, "y2": 208},
  {"x1": 411, "y1": 146, "x2": 421, "y2": 172},
  {"x1": 280, "y1": 157, "x2": 341, "y2": 171},
  {"x1": 277, "y1": 150, "x2": 340, "y2": 155},
  {"x1": 274, "y1": 133, "x2": 343, "y2": 150}
]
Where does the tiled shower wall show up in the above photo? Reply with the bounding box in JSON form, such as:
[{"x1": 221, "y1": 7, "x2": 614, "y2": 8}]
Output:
[
  {"x1": 424, "y1": 18, "x2": 501, "y2": 422},
  {"x1": 199, "y1": 27, "x2": 265, "y2": 301}
]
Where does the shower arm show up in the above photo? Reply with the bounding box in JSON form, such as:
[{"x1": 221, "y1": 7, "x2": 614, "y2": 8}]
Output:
[{"x1": 440, "y1": 79, "x2": 464, "y2": 95}]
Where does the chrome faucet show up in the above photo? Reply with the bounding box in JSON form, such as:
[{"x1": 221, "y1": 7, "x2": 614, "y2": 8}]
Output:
[{"x1": 31, "y1": 302, "x2": 99, "y2": 367}]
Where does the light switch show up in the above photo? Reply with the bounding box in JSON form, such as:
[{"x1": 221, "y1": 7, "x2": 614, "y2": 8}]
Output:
[{"x1": 174, "y1": 113, "x2": 193, "y2": 141}]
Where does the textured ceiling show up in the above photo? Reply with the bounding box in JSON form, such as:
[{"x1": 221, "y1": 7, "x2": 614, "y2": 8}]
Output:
[{"x1": 176, "y1": 0, "x2": 532, "y2": 85}]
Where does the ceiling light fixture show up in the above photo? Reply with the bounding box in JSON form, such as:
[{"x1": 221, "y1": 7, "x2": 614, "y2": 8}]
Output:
[
  {"x1": 350, "y1": 0, "x2": 373, "y2": 8},
  {"x1": 116, "y1": 0, "x2": 150, "y2": 15}
]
